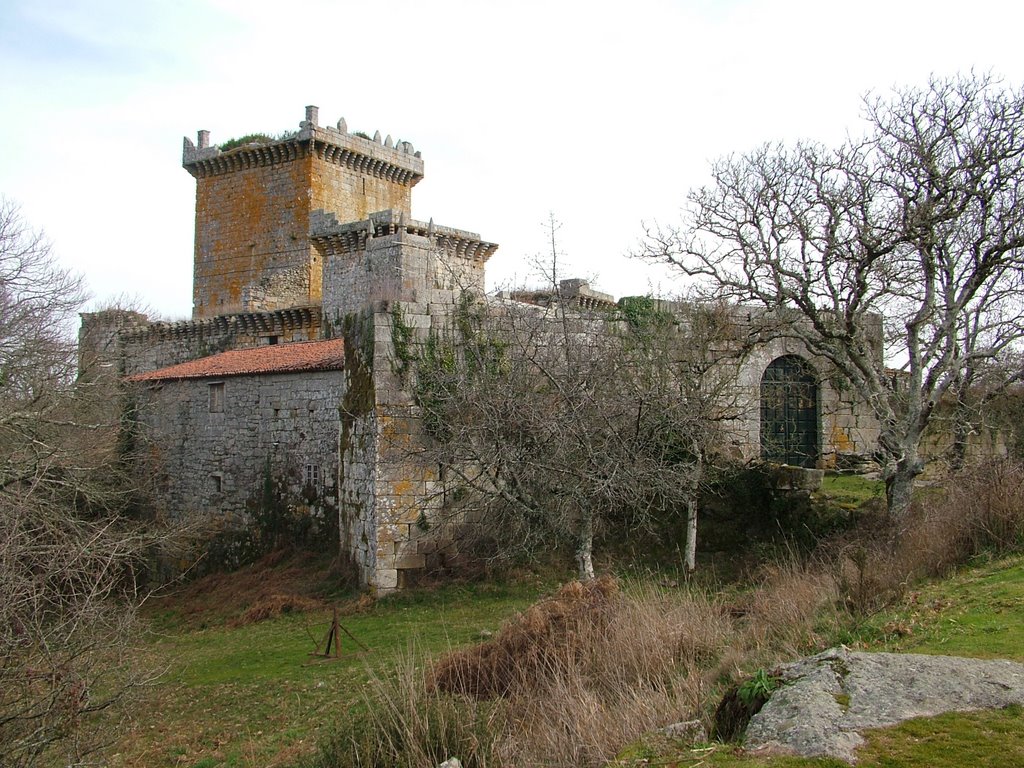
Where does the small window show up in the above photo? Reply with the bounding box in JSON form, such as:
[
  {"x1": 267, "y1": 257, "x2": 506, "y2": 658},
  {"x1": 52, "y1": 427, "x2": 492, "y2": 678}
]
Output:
[
  {"x1": 211, "y1": 474, "x2": 223, "y2": 493},
  {"x1": 209, "y1": 382, "x2": 225, "y2": 413},
  {"x1": 305, "y1": 464, "x2": 321, "y2": 488},
  {"x1": 265, "y1": 335, "x2": 279, "y2": 345}
]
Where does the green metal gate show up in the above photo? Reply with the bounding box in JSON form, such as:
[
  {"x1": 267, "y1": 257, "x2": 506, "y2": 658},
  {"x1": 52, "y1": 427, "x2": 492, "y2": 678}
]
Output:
[{"x1": 760, "y1": 355, "x2": 819, "y2": 467}]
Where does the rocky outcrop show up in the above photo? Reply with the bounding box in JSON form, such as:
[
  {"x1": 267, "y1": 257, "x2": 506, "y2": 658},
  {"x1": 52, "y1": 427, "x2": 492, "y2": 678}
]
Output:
[{"x1": 744, "y1": 647, "x2": 1024, "y2": 763}]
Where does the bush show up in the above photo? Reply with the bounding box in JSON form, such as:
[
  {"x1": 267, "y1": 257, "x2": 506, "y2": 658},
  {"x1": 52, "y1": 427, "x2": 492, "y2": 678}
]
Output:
[{"x1": 828, "y1": 459, "x2": 1024, "y2": 615}]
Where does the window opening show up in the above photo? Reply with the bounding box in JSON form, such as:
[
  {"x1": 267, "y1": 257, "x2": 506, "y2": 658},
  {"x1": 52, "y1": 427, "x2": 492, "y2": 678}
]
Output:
[{"x1": 209, "y1": 382, "x2": 225, "y2": 413}]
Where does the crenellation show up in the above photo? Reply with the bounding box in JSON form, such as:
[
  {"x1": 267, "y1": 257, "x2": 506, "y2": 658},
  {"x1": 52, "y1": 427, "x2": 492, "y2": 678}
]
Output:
[{"x1": 183, "y1": 106, "x2": 423, "y2": 183}]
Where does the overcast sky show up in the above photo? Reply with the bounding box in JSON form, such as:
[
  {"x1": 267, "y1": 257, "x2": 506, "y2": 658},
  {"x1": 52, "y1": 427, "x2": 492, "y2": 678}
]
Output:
[{"x1": 2, "y1": 0, "x2": 1023, "y2": 319}]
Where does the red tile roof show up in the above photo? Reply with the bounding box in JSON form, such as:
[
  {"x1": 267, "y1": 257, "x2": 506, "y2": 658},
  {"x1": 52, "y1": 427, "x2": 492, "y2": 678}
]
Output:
[{"x1": 128, "y1": 339, "x2": 345, "y2": 382}]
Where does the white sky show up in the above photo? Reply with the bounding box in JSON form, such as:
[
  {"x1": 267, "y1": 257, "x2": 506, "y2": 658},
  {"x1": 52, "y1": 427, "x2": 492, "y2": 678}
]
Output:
[{"x1": 2, "y1": 0, "x2": 1023, "y2": 320}]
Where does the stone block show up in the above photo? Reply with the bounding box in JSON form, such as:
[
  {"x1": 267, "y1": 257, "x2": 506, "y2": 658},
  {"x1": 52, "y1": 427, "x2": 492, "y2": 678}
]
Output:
[
  {"x1": 375, "y1": 568, "x2": 398, "y2": 590},
  {"x1": 395, "y1": 552, "x2": 426, "y2": 570}
]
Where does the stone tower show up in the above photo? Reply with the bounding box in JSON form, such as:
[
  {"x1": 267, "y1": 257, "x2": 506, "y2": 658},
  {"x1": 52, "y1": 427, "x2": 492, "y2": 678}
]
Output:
[{"x1": 183, "y1": 106, "x2": 424, "y2": 318}]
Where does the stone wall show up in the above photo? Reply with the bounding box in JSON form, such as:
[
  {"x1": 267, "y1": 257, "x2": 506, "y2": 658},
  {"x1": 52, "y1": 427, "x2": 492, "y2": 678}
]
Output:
[
  {"x1": 341, "y1": 283, "x2": 883, "y2": 590},
  {"x1": 132, "y1": 369, "x2": 345, "y2": 531},
  {"x1": 80, "y1": 307, "x2": 321, "y2": 377},
  {"x1": 730, "y1": 337, "x2": 882, "y2": 468},
  {"x1": 314, "y1": 209, "x2": 492, "y2": 324},
  {"x1": 326, "y1": 214, "x2": 496, "y2": 590},
  {"x1": 184, "y1": 106, "x2": 423, "y2": 319},
  {"x1": 241, "y1": 264, "x2": 312, "y2": 312},
  {"x1": 190, "y1": 154, "x2": 315, "y2": 317}
]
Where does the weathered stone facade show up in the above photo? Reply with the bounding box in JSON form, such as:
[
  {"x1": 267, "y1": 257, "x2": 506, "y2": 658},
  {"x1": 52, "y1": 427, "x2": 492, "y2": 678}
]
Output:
[
  {"x1": 185, "y1": 106, "x2": 421, "y2": 318},
  {"x1": 80, "y1": 105, "x2": 882, "y2": 592},
  {"x1": 81, "y1": 306, "x2": 321, "y2": 376},
  {"x1": 134, "y1": 365, "x2": 344, "y2": 528}
]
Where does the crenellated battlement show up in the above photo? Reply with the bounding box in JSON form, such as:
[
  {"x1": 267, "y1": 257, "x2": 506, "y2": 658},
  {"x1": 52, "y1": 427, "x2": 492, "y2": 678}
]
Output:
[
  {"x1": 309, "y1": 209, "x2": 498, "y2": 262},
  {"x1": 183, "y1": 105, "x2": 424, "y2": 186},
  {"x1": 117, "y1": 305, "x2": 321, "y2": 343}
]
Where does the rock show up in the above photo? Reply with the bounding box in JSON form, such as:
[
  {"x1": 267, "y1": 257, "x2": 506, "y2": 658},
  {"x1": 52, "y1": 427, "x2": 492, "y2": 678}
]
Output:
[
  {"x1": 658, "y1": 719, "x2": 707, "y2": 744},
  {"x1": 769, "y1": 464, "x2": 824, "y2": 491},
  {"x1": 744, "y1": 647, "x2": 1024, "y2": 764},
  {"x1": 438, "y1": 759, "x2": 462, "y2": 768}
]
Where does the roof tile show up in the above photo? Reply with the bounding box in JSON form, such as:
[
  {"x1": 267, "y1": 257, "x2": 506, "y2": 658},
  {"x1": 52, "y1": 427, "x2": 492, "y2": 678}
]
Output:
[{"x1": 128, "y1": 339, "x2": 345, "y2": 382}]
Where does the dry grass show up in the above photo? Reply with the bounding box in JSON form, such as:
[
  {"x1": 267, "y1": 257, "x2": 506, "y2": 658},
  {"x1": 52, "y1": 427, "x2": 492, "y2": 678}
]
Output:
[
  {"x1": 312, "y1": 460, "x2": 1024, "y2": 768},
  {"x1": 429, "y1": 576, "x2": 619, "y2": 699},
  {"x1": 228, "y1": 593, "x2": 324, "y2": 627},
  {"x1": 501, "y1": 583, "x2": 735, "y2": 767},
  {"x1": 831, "y1": 460, "x2": 1024, "y2": 615},
  {"x1": 315, "y1": 575, "x2": 806, "y2": 767},
  {"x1": 150, "y1": 547, "x2": 339, "y2": 627}
]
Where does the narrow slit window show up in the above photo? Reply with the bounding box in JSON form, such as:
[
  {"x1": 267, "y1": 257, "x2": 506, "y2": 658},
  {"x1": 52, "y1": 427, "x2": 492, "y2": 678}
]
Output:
[{"x1": 209, "y1": 382, "x2": 225, "y2": 413}]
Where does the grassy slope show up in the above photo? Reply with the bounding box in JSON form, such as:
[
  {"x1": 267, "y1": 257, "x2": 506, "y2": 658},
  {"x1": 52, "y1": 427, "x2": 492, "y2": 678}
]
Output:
[
  {"x1": 108, "y1": 572, "x2": 550, "y2": 767},
  {"x1": 106, "y1": 475, "x2": 1020, "y2": 768},
  {"x1": 616, "y1": 553, "x2": 1024, "y2": 768}
]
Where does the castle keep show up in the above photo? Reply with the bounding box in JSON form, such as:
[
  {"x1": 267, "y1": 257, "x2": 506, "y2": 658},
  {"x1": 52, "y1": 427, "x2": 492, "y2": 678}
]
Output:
[{"x1": 80, "y1": 106, "x2": 880, "y2": 592}]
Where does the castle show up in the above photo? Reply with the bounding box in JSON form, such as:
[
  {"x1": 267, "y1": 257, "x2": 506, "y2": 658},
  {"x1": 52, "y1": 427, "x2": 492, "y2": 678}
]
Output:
[{"x1": 79, "y1": 106, "x2": 881, "y2": 592}]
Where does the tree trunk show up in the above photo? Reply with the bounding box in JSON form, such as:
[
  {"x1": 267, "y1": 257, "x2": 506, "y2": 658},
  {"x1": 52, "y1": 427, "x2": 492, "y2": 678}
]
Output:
[
  {"x1": 684, "y1": 496, "x2": 698, "y2": 574},
  {"x1": 884, "y1": 452, "x2": 924, "y2": 519},
  {"x1": 576, "y1": 509, "x2": 595, "y2": 581},
  {"x1": 684, "y1": 453, "x2": 702, "y2": 573},
  {"x1": 949, "y1": 402, "x2": 973, "y2": 472}
]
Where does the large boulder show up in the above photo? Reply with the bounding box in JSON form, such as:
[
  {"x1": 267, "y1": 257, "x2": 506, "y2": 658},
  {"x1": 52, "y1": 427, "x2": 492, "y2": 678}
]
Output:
[{"x1": 744, "y1": 647, "x2": 1024, "y2": 763}]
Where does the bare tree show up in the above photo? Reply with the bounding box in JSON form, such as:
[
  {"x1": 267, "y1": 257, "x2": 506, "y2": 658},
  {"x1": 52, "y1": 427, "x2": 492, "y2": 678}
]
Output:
[
  {"x1": 640, "y1": 74, "x2": 1024, "y2": 518},
  {"x1": 412, "y1": 222, "x2": 744, "y2": 578},
  {"x1": 0, "y1": 199, "x2": 154, "y2": 767}
]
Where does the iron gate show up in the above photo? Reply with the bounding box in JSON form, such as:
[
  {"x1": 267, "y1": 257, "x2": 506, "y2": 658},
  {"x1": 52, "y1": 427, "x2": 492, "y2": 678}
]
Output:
[{"x1": 760, "y1": 355, "x2": 819, "y2": 467}]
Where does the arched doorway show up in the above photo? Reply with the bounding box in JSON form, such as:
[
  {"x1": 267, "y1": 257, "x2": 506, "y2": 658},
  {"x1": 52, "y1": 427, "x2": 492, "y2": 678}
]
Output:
[{"x1": 760, "y1": 355, "x2": 819, "y2": 467}]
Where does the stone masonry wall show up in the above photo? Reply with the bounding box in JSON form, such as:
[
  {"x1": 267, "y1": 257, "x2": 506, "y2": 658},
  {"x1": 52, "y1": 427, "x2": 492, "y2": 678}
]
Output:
[
  {"x1": 316, "y1": 210, "x2": 489, "y2": 326},
  {"x1": 730, "y1": 337, "x2": 882, "y2": 468},
  {"x1": 356, "y1": 293, "x2": 882, "y2": 590},
  {"x1": 324, "y1": 217, "x2": 493, "y2": 591},
  {"x1": 190, "y1": 152, "x2": 419, "y2": 319},
  {"x1": 185, "y1": 107, "x2": 422, "y2": 320},
  {"x1": 311, "y1": 153, "x2": 413, "y2": 233},
  {"x1": 132, "y1": 369, "x2": 345, "y2": 530},
  {"x1": 80, "y1": 308, "x2": 321, "y2": 378},
  {"x1": 192, "y1": 154, "x2": 316, "y2": 317},
  {"x1": 241, "y1": 264, "x2": 312, "y2": 312}
]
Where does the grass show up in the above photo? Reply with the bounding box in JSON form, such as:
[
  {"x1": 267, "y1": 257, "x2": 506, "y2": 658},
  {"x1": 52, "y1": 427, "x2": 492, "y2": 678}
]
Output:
[
  {"x1": 614, "y1": 705, "x2": 1024, "y2": 768},
  {"x1": 106, "y1": 568, "x2": 551, "y2": 767},
  {"x1": 111, "y1": 553, "x2": 1024, "y2": 767},
  {"x1": 848, "y1": 552, "x2": 1024, "y2": 660},
  {"x1": 104, "y1": 464, "x2": 1024, "y2": 767},
  {"x1": 818, "y1": 474, "x2": 885, "y2": 509},
  {"x1": 613, "y1": 553, "x2": 1024, "y2": 768}
]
